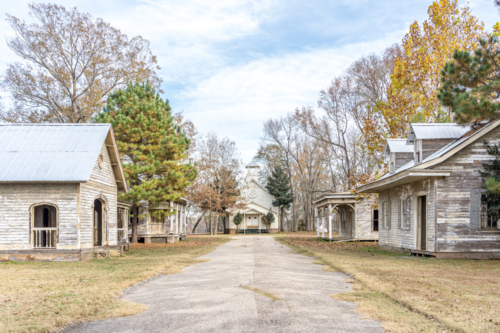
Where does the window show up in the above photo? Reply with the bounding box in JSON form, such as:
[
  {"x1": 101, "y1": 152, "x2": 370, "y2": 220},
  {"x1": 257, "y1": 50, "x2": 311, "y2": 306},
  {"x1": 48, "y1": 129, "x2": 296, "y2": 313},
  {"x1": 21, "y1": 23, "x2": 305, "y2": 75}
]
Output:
[
  {"x1": 390, "y1": 154, "x2": 395, "y2": 173},
  {"x1": 383, "y1": 201, "x2": 391, "y2": 229},
  {"x1": 372, "y1": 209, "x2": 379, "y2": 231},
  {"x1": 480, "y1": 194, "x2": 499, "y2": 229},
  {"x1": 341, "y1": 211, "x2": 346, "y2": 230},
  {"x1": 400, "y1": 199, "x2": 407, "y2": 229},
  {"x1": 32, "y1": 204, "x2": 58, "y2": 248},
  {"x1": 416, "y1": 152, "x2": 421, "y2": 163}
]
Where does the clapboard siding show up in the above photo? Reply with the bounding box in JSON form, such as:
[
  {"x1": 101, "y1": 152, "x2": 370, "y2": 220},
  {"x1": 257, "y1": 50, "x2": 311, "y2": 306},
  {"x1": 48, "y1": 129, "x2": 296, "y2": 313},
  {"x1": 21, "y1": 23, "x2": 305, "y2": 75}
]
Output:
[
  {"x1": 0, "y1": 183, "x2": 78, "y2": 250},
  {"x1": 355, "y1": 196, "x2": 378, "y2": 240},
  {"x1": 80, "y1": 144, "x2": 118, "y2": 248},
  {"x1": 431, "y1": 125, "x2": 500, "y2": 253},
  {"x1": 378, "y1": 178, "x2": 435, "y2": 251}
]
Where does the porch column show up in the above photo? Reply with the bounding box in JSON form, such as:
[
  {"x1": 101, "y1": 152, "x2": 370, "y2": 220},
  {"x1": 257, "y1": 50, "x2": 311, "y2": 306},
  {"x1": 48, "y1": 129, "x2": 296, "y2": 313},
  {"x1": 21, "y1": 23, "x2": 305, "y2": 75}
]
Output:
[
  {"x1": 243, "y1": 213, "x2": 246, "y2": 234},
  {"x1": 315, "y1": 208, "x2": 319, "y2": 238},
  {"x1": 322, "y1": 210, "x2": 325, "y2": 238},
  {"x1": 328, "y1": 204, "x2": 332, "y2": 240}
]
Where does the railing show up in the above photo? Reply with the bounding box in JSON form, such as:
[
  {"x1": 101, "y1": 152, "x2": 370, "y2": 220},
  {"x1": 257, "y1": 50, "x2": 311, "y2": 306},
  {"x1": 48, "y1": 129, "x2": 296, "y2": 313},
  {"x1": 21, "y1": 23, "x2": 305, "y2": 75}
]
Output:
[
  {"x1": 33, "y1": 228, "x2": 57, "y2": 248},
  {"x1": 117, "y1": 228, "x2": 127, "y2": 242}
]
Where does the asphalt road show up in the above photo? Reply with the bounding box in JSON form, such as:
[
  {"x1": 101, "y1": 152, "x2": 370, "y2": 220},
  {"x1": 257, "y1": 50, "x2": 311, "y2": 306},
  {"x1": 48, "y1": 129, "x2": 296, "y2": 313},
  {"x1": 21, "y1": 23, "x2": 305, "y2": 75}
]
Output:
[{"x1": 66, "y1": 236, "x2": 383, "y2": 333}]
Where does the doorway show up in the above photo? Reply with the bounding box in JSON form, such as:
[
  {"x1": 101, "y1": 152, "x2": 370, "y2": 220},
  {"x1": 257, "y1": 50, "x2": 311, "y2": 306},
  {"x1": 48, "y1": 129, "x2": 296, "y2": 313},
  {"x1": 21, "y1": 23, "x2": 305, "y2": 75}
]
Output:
[
  {"x1": 417, "y1": 196, "x2": 427, "y2": 250},
  {"x1": 94, "y1": 199, "x2": 103, "y2": 246}
]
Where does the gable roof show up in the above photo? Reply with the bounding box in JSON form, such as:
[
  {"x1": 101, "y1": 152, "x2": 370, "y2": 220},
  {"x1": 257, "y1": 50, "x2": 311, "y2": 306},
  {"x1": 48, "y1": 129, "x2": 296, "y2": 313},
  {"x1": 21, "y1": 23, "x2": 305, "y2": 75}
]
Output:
[
  {"x1": 383, "y1": 139, "x2": 414, "y2": 156},
  {"x1": 406, "y1": 123, "x2": 471, "y2": 144},
  {"x1": 0, "y1": 124, "x2": 127, "y2": 192},
  {"x1": 358, "y1": 120, "x2": 500, "y2": 193},
  {"x1": 246, "y1": 160, "x2": 260, "y2": 167}
]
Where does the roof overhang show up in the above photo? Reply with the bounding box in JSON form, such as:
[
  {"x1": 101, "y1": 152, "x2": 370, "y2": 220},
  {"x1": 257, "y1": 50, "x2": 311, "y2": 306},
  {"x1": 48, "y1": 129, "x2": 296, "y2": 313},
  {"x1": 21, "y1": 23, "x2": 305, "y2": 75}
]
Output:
[
  {"x1": 357, "y1": 170, "x2": 452, "y2": 193},
  {"x1": 105, "y1": 127, "x2": 128, "y2": 193},
  {"x1": 313, "y1": 193, "x2": 357, "y2": 207}
]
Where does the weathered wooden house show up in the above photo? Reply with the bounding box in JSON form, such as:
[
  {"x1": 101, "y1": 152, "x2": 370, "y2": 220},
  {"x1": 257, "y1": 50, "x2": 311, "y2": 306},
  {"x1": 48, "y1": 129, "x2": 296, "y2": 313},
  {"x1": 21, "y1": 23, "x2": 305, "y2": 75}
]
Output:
[
  {"x1": 358, "y1": 122, "x2": 500, "y2": 258},
  {"x1": 313, "y1": 192, "x2": 378, "y2": 240},
  {"x1": 0, "y1": 124, "x2": 130, "y2": 261},
  {"x1": 129, "y1": 198, "x2": 188, "y2": 243}
]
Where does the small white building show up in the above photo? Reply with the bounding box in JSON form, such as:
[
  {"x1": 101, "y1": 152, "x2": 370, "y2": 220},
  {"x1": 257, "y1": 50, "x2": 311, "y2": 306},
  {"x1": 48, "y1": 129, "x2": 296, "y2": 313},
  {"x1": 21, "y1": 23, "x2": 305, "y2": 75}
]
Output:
[
  {"x1": 314, "y1": 192, "x2": 378, "y2": 240},
  {"x1": 129, "y1": 198, "x2": 188, "y2": 243},
  {"x1": 225, "y1": 162, "x2": 279, "y2": 234},
  {"x1": 0, "y1": 124, "x2": 129, "y2": 261}
]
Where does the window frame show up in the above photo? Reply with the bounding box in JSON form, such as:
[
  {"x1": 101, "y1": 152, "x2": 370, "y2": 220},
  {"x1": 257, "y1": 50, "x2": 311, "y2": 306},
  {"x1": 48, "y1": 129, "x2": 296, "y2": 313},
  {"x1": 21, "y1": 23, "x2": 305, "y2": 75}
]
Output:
[
  {"x1": 480, "y1": 194, "x2": 499, "y2": 229},
  {"x1": 383, "y1": 201, "x2": 391, "y2": 229},
  {"x1": 372, "y1": 209, "x2": 379, "y2": 232},
  {"x1": 30, "y1": 203, "x2": 59, "y2": 248}
]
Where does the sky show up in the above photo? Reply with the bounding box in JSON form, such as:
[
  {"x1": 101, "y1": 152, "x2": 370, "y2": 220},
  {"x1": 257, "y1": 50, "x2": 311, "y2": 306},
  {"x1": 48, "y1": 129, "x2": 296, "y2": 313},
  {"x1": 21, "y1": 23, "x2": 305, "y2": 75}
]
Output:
[{"x1": 0, "y1": 0, "x2": 499, "y2": 163}]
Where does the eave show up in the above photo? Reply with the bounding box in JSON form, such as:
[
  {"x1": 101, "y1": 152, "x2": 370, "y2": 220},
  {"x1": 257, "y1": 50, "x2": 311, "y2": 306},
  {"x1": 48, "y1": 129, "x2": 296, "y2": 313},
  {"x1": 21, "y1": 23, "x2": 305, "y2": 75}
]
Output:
[{"x1": 357, "y1": 170, "x2": 452, "y2": 193}]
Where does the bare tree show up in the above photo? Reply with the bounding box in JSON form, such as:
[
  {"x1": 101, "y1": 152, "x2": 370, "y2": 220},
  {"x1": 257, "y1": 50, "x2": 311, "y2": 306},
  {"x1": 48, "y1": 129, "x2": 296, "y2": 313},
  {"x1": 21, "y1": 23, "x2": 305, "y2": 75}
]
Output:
[
  {"x1": 1, "y1": 3, "x2": 161, "y2": 123},
  {"x1": 187, "y1": 133, "x2": 246, "y2": 235}
]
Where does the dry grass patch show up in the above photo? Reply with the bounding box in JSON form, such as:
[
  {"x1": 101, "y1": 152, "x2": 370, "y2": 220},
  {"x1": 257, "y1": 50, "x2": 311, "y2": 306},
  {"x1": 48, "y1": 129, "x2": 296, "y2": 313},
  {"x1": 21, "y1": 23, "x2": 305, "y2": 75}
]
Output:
[
  {"x1": 276, "y1": 236, "x2": 500, "y2": 333},
  {"x1": 239, "y1": 285, "x2": 282, "y2": 302},
  {"x1": 0, "y1": 236, "x2": 229, "y2": 333}
]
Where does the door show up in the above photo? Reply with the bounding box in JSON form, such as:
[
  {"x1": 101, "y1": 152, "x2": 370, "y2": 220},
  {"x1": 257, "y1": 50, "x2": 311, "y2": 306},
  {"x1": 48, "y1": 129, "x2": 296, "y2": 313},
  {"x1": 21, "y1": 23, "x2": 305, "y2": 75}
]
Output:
[
  {"x1": 94, "y1": 199, "x2": 103, "y2": 246},
  {"x1": 417, "y1": 196, "x2": 427, "y2": 250}
]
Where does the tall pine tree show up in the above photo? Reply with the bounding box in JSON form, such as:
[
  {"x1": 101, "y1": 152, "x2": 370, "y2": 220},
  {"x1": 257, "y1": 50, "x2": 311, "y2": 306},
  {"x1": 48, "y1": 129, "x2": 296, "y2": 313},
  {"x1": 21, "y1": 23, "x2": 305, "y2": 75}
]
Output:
[
  {"x1": 438, "y1": 36, "x2": 500, "y2": 126},
  {"x1": 96, "y1": 82, "x2": 197, "y2": 242},
  {"x1": 265, "y1": 166, "x2": 293, "y2": 232}
]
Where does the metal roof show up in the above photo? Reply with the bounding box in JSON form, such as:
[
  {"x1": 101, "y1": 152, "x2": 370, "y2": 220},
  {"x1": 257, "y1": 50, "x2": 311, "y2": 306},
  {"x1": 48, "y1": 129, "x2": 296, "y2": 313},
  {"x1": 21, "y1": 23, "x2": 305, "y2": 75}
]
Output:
[
  {"x1": 383, "y1": 139, "x2": 414, "y2": 156},
  {"x1": 0, "y1": 124, "x2": 111, "y2": 182},
  {"x1": 246, "y1": 160, "x2": 260, "y2": 167},
  {"x1": 406, "y1": 123, "x2": 471, "y2": 144}
]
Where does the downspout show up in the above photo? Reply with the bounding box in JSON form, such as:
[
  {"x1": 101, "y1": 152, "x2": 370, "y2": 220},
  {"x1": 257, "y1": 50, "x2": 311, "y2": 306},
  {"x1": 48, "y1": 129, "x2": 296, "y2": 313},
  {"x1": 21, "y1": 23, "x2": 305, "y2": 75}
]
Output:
[{"x1": 434, "y1": 178, "x2": 438, "y2": 253}]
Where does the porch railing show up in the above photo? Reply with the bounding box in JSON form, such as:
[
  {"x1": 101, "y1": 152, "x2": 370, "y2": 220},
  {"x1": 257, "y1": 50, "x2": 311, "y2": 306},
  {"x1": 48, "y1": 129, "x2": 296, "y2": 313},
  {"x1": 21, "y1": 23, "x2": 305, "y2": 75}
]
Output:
[
  {"x1": 33, "y1": 228, "x2": 57, "y2": 248},
  {"x1": 117, "y1": 228, "x2": 127, "y2": 242},
  {"x1": 150, "y1": 223, "x2": 166, "y2": 234}
]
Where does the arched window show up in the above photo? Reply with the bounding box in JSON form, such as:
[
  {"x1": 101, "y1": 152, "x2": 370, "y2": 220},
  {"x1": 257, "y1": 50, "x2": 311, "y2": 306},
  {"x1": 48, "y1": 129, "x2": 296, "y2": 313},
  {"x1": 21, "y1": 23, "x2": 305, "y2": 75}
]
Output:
[{"x1": 32, "y1": 204, "x2": 58, "y2": 248}]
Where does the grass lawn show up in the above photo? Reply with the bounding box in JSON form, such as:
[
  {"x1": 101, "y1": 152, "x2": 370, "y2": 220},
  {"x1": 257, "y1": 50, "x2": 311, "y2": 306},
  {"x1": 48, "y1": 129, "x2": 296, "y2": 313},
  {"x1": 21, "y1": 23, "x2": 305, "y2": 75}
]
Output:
[
  {"x1": 276, "y1": 236, "x2": 500, "y2": 333},
  {"x1": 0, "y1": 236, "x2": 229, "y2": 333}
]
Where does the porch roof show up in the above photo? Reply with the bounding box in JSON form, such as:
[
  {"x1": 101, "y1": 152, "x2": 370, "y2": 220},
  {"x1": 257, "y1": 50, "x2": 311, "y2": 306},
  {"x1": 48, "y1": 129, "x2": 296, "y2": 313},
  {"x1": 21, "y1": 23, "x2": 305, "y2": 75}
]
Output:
[{"x1": 313, "y1": 192, "x2": 357, "y2": 208}]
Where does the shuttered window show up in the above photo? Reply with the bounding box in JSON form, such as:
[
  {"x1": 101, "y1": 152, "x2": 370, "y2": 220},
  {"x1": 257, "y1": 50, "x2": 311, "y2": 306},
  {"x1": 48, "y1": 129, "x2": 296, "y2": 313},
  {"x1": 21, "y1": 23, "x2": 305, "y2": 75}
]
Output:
[{"x1": 383, "y1": 201, "x2": 391, "y2": 229}]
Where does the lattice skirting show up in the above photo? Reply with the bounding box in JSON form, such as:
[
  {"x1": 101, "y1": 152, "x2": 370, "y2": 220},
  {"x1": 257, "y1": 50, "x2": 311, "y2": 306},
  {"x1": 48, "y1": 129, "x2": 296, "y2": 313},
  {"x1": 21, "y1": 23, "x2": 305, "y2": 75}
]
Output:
[
  {"x1": 110, "y1": 249, "x2": 121, "y2": 257},
  {"x1": 151, "y1": 237, "x2": 168, "y2": 243},
  {"x1": 93, "y1": 251, "x2": 109, "y2": 259}
]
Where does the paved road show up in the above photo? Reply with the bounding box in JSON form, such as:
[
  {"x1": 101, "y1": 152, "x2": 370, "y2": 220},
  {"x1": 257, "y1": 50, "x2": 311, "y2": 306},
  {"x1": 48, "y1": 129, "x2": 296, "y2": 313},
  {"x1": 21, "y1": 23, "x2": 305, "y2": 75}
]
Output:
[{"x1": 67, "y1": 236, "x2": 383, "y2": 333}]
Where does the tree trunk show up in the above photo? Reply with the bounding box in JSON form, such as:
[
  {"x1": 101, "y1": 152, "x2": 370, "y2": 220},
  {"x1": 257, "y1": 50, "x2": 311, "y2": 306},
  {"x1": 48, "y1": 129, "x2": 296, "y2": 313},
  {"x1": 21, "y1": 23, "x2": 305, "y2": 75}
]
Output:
[
  {"x1": 131, "y1": 204, "x2": 138, "y2": 243},
  {"x1": 191, "y1": 211, "x2": 207, "y2": 234}
]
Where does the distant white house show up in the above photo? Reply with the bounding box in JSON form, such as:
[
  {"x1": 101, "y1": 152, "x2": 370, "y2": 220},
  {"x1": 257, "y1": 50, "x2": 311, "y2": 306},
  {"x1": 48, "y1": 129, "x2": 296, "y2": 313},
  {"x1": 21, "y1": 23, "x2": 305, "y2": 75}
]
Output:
[
  {"x1": 0, "y1": 124, "x2": 130, "y2": 261},
  {"x1": 225, "y1": 162, "x2": 279, "y2": 234}
]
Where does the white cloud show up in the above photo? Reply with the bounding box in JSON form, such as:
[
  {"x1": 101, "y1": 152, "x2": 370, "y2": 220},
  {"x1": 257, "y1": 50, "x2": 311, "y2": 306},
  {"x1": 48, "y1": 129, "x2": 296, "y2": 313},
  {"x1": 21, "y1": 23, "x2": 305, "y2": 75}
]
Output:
[{"x1": 180, "y1": 30, "x2": 406, "y2": 162}]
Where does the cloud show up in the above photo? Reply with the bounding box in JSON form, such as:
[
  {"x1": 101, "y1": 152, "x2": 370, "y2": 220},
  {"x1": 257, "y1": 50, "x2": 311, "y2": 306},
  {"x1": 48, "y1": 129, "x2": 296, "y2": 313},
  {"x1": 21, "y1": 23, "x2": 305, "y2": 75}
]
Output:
[{"x1": 179, "y1": 30, "x2": 405, "y2": 162}]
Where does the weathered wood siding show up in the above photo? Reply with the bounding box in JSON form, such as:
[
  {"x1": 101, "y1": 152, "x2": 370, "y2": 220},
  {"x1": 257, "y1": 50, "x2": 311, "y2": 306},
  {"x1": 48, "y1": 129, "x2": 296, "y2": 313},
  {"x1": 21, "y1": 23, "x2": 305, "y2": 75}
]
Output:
[
  {"x1": 378, "y1": 178, "x2": 436, "y2": 251},
  {"x1": 395, "y1": 152, "x2": 413, "y2": 170},
  {"x1": 80, "y1": 143, "x2": 118, "y2": 248},
  {"x1": 432, "y1": 127, "x2": 500, "y2": 253},
  {"x1": 0, "y1": 183, "x2": 78, "y2": 250},
  {"x1": 355, "y1": 196, "x2": 378, "y2": 240},
  {"x1": 421, "y1": 139, "x2": 454, "y2": 161}
]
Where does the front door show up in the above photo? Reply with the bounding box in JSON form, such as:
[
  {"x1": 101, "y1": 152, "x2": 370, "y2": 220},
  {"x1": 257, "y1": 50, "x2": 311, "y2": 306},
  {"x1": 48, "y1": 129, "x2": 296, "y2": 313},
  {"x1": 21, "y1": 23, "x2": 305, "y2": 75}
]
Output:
[
  {"x1": 94, "y1": 199, "x2": 103, "y2": 246},
  {"x1": 417, "y1": 196, "x2": 427, "y2": 250}
]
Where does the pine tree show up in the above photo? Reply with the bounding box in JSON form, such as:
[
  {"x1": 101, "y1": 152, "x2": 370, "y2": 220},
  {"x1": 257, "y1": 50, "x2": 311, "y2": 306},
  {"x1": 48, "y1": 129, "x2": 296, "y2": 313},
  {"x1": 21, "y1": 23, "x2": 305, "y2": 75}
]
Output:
[
  {"x1": 265, "y1": 166, "x2": 294, "y2": 232},
  {"x1": 480, "y1": 141, "x2": 500, "y2": 219},
  {"x1": 438, "y1": 37, "x2": 500, "y2": 126},
  {"x1": 264, "y1": 209, "x2": 275, "y2": 232},
  {"x1": 233, "y1": 212, "x2": 243, "y2": 234},
  {"x1": 96, "y1": 81, "x2": 197, "y2": 242}
]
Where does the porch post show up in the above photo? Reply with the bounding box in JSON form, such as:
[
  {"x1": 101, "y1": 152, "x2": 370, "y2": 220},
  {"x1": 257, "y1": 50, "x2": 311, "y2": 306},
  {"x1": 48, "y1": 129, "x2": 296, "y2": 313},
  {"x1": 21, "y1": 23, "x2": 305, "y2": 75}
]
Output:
[
  {"x1": 244, "y1": 213, "x2": 246, "y2": 235},
  {"x1": 315, "y1": 208, "x2": 319, "y2": 238},
  {"x1": 328, "y1": 204, "x2": 332, "y2": 240},
  {"x1": 322, "y1": 212, "x2": 325, "y2": 238}
]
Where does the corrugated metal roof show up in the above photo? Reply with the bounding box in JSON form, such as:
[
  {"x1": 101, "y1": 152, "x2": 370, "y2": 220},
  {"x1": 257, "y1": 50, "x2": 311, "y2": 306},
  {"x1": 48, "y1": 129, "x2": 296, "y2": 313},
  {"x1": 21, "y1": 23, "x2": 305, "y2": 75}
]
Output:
[
  {"x1": 0, "y1": 124, "x2": 111, "y2": 182},
  {"x1": 383, "y1": 139, "x2": 414, "y2": 155},
  {"x1": 246, "y1": 161, "x2": 260, "y2": 167},
  {"x1": 406, "y1": 123, "x2": 471, "y2": 144}
]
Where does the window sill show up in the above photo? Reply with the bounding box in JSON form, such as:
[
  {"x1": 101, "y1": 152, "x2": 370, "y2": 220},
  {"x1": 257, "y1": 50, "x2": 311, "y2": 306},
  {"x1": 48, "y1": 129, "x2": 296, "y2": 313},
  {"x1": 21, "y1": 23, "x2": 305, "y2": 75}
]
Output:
[{"x1": 478, "y1": 229, "x2": 500, "y2": 233}]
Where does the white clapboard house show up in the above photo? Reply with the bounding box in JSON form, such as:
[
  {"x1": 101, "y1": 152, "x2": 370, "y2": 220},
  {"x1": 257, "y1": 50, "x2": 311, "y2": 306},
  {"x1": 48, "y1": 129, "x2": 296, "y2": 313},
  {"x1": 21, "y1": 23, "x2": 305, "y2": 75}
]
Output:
[{"x1": 0, "y1": 124, "x2": 130, "y2": 261}]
